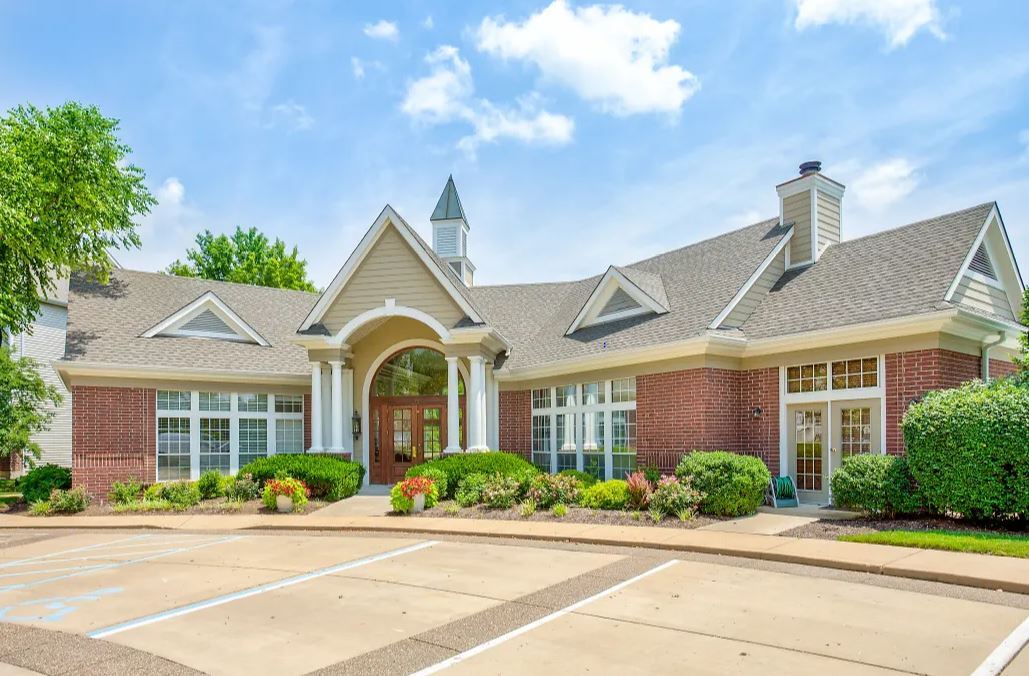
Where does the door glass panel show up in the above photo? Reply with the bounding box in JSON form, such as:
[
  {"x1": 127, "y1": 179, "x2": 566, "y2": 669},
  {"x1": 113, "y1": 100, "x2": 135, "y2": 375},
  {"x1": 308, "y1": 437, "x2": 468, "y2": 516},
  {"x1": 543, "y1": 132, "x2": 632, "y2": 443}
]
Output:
[
  {"x1": 423, "y1": 407, "x2": 442, "y2": 461},
  {"x1": 393, "y1": 409, "x2": 413, "y2": 463},
  {"x1": 795, "y1": 409, "x2": 823, "y2": 491},
  {"x1": 840, "y1": 407, "x2": 872, "y2": 458},
  {"x1": 581, "y1": 410, "x2": 606, "y2": 481},
  {"x1": 556, "y1": 411, "x2": 576, "y2": 472}
]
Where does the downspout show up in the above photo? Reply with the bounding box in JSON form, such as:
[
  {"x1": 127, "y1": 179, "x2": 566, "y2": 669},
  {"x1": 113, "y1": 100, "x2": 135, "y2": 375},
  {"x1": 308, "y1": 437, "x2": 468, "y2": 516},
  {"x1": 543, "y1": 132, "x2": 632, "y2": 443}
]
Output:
[{"x1": 981, "y1": 333, "x2": 1005, "y2": 382}]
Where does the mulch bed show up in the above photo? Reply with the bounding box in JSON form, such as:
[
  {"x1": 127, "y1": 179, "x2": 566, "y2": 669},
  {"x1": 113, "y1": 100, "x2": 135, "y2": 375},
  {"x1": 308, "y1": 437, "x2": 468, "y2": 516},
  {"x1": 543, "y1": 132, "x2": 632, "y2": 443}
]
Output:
[
  {"x1": 409, "y1": 499, "x2": 730, "y2": 529},
  {"x1": 781, "y1": 517, "x2": 1028, "y2": 540}
]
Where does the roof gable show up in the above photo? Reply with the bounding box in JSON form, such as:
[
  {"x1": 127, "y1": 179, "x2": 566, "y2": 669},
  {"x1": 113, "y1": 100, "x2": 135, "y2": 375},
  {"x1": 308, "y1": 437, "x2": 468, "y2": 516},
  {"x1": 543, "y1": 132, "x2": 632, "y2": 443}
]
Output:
[
  {"x1": 566, "y1": 265, "x2": 670, "y2": 335},
  {"x1": 141, "y1": 290, "x2": 269, "y2": 345},
  {"x1": 944, "y1": 204, "x2": 1024, "y2": 322},
  {"x1": 300, "y1": 206, "x2": 484, "y2": 334}
]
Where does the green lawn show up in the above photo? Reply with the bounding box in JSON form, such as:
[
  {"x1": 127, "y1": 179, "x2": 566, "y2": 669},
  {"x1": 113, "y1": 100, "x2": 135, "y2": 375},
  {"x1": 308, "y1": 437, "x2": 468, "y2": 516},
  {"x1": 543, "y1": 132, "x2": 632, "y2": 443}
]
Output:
[{"x1": 839, "y1": 530, "x2": 1029, "y2": 558}]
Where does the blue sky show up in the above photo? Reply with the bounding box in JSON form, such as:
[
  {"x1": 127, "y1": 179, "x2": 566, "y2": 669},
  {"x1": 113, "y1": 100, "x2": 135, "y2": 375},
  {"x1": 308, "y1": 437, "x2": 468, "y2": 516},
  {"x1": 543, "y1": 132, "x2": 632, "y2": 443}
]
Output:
[{"x1": 1, "y1": 0, "x2": 1027, "y2": 287}]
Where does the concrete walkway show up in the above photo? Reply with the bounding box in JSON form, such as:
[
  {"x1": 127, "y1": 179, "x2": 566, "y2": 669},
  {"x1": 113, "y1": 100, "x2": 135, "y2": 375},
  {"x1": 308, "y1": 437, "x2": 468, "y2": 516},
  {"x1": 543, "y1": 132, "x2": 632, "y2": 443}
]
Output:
[
  {"x1": 699, "y1": 511, "x2": 818, "y2": 535},
  {"x1": 1, "y1": 512, "x2": 1026, "y2": 595}
]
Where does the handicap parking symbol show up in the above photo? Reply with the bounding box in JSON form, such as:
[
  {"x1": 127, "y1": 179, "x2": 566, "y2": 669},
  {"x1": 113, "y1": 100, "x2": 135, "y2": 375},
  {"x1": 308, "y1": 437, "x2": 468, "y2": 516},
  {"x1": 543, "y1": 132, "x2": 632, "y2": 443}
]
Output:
[{"x1": 0, "y1": 587, "x2": 123, "y2": 623}]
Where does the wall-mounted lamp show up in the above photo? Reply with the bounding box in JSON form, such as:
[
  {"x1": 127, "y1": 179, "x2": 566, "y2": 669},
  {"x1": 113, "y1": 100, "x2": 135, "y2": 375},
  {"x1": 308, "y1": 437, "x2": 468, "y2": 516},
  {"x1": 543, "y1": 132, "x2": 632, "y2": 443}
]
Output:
[
  {"x1": 352, "y1": 410, "x2": 362, "y2": 440},
  {"x1": 751, "y1": 406, "x2": 763, "y2": 419}
]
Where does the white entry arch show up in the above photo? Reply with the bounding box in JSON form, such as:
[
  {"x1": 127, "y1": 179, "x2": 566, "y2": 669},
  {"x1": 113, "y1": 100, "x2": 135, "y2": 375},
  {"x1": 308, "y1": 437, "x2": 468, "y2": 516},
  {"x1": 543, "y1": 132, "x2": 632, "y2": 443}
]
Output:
[
  {"x1": 333, "y1": 302, "x2": 452, "y2": 346},
  {"x1": 361, "y1": 338, "x2": 469, "y2": 486}
]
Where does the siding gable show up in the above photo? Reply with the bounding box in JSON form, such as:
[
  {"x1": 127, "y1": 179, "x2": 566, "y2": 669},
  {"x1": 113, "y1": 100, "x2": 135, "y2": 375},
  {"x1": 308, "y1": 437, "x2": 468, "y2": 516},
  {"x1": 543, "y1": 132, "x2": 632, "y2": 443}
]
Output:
[
  {"x1": 722, "y1": 248, "x2": 786, "y2": 328},
  {"x1": 320, "y1": 225, "x2": 466, "y2": 334},
  {"x1": 952, "y1": 274, "x2": 1015, "y2": 321}
]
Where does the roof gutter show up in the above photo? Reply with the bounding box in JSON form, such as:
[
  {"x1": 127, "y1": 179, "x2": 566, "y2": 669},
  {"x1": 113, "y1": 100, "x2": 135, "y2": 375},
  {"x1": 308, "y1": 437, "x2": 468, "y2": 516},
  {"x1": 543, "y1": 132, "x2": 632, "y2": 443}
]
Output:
[
  {"x1": 54, "y1": 360, "x2": 309, "y2": 390},
  {"x1": 980, "y1": 333, "x2": 1006, "y2": 382}
]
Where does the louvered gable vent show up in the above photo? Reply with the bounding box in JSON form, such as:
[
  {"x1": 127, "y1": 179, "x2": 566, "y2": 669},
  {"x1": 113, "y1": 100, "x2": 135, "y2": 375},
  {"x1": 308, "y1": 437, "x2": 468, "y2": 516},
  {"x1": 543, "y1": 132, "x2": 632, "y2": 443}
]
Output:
[
  {"x1": 178, "y1": 309, "x2": 236, "y2": 336},
  {"x1": 969, "y1": 243, "x2": 997, "y2": 280},
  {"x1": 599, "y1": 287, "x2": 641, "y2": 317}
]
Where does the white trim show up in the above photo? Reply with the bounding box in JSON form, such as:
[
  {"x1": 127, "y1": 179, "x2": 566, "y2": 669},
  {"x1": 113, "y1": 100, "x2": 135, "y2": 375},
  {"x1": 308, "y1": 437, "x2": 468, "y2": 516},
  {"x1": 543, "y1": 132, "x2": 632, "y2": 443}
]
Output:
[
  {"x1": 775, "y1": 173, "x2": 845, "y2": 201},
  {"x1": 299, "y1": 206, "x2": 482, "y2": 331},
  {"x1": 810, "y1": 186, "x2": 819, "y2": 263},
  {"x1": 945, "y1": 205, "x2": 1024, "y2": 315},
  {"x1": 966, "y1": 269, "x2": 1006, "y2": 291},
  {"x1": 53, "y1": 360, "x2": 309, "y2": 389},
  {"x1": 361, "y1": 338, "x2": 469, "y2": 485},
  {"x1": 332, "y1": 303, "x2": 452, "y2": 345},
  {"x1": 141, "y1": 291, "x2": 269, "y2": 346},
  {"x1": 566, "y1": 266, "x2": 668, "y2": 335},
  {"x1": 709, "y1": 233, "x2": 792, "y2": 329}
]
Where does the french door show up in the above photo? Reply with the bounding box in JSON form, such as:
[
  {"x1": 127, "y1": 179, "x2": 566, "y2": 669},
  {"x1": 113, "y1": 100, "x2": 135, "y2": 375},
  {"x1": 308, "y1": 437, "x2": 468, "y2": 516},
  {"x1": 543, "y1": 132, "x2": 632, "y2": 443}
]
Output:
[{"x1": 371, "y1": 397, "x2": 449, "y2": 484}]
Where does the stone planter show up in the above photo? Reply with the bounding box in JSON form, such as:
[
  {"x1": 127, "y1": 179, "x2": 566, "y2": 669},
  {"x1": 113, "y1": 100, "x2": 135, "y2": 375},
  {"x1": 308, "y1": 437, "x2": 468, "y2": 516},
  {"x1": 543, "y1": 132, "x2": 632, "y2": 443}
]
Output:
[
  {"x1": 412, "y1": 493, "x2": 426, "y2": 513},
  {"x1": 276, "y1": 495, "x2": 293, "y2": 513}
]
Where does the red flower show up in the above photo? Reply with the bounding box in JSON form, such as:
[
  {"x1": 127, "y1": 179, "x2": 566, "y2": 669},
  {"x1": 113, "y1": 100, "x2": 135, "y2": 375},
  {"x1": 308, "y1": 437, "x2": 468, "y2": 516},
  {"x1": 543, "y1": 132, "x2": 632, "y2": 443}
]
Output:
[{"x1": 399, "y1": 476, "x2": 434, "y2": 499}]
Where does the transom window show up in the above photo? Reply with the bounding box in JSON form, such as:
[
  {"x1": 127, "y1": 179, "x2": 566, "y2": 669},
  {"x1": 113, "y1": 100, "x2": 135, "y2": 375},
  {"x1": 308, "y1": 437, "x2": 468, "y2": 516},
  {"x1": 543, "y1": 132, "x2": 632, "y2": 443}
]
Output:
[
  {"x1": 373, "y1": 347, "x2": 463, "y2": 397},
  {"x1": 787, "y1": 357, "x2": 879, "y2": 394},
  {"x1": 832, "y1": 359, "x2": 878, "y2": 389},
  {"x1": 155, "y1": 390, "x2": 304, "y2": 481},
  {"x1": 786, "y1": 363, "x2": 827, "y2": 393},
  {"x1": 531, "y1": 378, "x2": 636, "y2": 480}
]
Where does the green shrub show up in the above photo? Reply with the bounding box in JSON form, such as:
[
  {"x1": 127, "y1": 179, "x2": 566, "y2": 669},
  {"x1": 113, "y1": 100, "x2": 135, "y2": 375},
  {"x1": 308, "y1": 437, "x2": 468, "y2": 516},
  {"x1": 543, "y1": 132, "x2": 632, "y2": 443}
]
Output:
[
  {"x1": 419, "y1": 467, "x2": 449, "y2": 498},
  {"x1": 48, "y1": 487, "x2": 90, "y2": 514},
  {"x1": 520, "y1": 499, "x2": 537, "y2": 517},
  {"x1": 625, "y1": 471, "x2": 652, "y2": 510},
  {"x1": 579, "y1": 480, "x2": 629, "y2": 510},
  {"x1": 390, "y1": 476, "x2": 439, "y2": 514},
  {"x1": 903, "y1": 380, "x2": 1029, "y2": 520},
  {"x1": 241, "y1": 454, "x2": 365, "y2": 501},
  {"x1": 675, "y1": 451, "x2": 770, "y2": 517},
  {"x1": 113, "y1": 499, "x2": 175, "y2": 513},
  {"x1": 558, "y1": 469, "x2": 597, "y2": 488},
  {"x1": 481, "y1": 473, "x2": 520, "y2": 509},
  {"x1": 160, "y1": 481, "x2": 201, "y2": 508},
  {"x1": 552, "y1": 503, "x2": 567, "y2": 518},
  {"x1": 108, "y1": 478, "x2": 143, "y2": 505},
  {"x1": 20, "y1": 464, "x2": 71, "y2": 504},
  {"x1": 29, "y1": 500, "x2": 52, "y2": 516},
  {"x1": 262, "y1": 477, "x2": 309, "y2": 512},
  {"x1": 455, "y1": 473, "x2": 488, "y2": 507},
  {"x1": 143, "y1": 484, "x2": 164, "y2": 501},
  {"x1": 526, "y1": 473, "x2": 582, "y2": 508},
  {"x1": 831, "y1": 454, "x2": 922, "y2": 517},
  {"x1": 197, "y1": 471, "x2": 225, "y2": 500},
  {"x1": 649, "y1": 476, "x2": 703, "y2": 518},
  {"x1": 0, "y1": 478, "x2": 17, "y2": 492},
  {"x1": 642, "y1": 464, "x2": 662, "y2": 485},
  {"x1": 406, "y1": 453, "x2": 537, "y2": 498},
  {"x1": 224, "y1": 473, "x2": 260, "y2": 502}
]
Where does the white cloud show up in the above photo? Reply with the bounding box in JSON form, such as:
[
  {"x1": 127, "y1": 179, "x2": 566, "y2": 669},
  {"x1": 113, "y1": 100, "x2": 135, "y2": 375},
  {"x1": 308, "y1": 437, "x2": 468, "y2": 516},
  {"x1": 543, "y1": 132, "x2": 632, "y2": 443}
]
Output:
[
  {"x1": 351, "y1": 57, "x2": 365, "y2": 79},
  {"x1": 363, "y1": 19, "x2": 398, "y2": 42},
  {"x1": 423, "y1": 15, "x2": 434, "y2": 30},
  {"x1": 794, "y1": 0, "x2": 946, "y2": 49},
  {"x1": 401, "y1": 46, "x2": 573, "y2": 157},
  {"x1": 157, "y1": 177, "x2": 185, "y2": 206},
  {"x1": 475, "y1": 0, "x2": 698, "y2": 116},
  {"x1": 269, "y1": 101, "x2": 314, "y2": 131},
  {"x1": 849, "y1": 159, "x2": 920, "y2": 210}
]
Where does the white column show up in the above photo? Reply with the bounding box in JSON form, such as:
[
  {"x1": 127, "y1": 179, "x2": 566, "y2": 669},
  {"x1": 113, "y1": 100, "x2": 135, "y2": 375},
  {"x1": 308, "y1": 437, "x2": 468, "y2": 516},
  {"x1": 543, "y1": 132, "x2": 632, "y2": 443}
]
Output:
[
  {"x1": 484, "y1": 360, "x2": 495, "y2": 450},
  {"x1": 468, "y1": 355, "x2": 486, "y2": 451},
  {"x1": 445, "y1": 357, "x2": 462, "y2": 453},
  {"x1": 310, "y1": 363, "x2": 323, "y2": 451},
  {"x1": 342, "y1": 368, "x2": 354, "y2": 454},
  {"x1": 329, "y1": 361, "x2": 344, "y2": 453},
  {"x1": 490, "y1": 373, "x2": 500, "y2": 450}
]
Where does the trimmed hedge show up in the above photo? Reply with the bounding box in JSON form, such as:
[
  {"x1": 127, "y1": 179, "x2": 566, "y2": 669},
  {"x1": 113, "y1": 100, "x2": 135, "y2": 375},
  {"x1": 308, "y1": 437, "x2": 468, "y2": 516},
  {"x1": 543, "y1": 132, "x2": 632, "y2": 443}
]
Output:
[
  {"x1": 240, "y1": 454, "x2": 365, "y2": 501},
  {"x1": 578, "y1": 480, "x2": 629, "y2": 510},
  {"x1": 902, "y1": 380, "x2": 1029, "y2": 520},
  {"x1": 830, "y1": 454, "x2": 922, "y2": 517},
  {"x1": 675, "y1": 451, "x2": 770, "y2": 517},
  {"x1": 405, "y1": 452, "x2": 538, "y2": 498},
  {"x1": 19, "y1": 464, "x2": 71, "y2": 504}
]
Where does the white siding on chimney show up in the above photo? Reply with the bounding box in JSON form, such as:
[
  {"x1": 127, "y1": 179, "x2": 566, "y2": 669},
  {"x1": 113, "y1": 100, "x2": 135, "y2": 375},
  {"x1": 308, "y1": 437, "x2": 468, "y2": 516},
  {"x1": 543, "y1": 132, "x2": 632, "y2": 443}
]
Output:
[
  {"x1": 816, "y1": 189, "x2": 841, "y2": 254},
  {"x1": 10, "y1": 303, "x2": 72, "y2": 468},
  {"x1": 784, "y1": 192, "x2": 812, "y2": 265}
]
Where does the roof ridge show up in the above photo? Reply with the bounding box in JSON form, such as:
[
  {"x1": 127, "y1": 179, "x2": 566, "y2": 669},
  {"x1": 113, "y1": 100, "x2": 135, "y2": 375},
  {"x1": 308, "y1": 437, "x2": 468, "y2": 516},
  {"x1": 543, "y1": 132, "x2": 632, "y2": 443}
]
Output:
[
  {"x1": 622, "y1": 216, "x2": 782, "y2": 268},
  {"x1": 830, "y1": 202, "x2": 995, "y2": 249},
  {"x1": 109, "y1": 267, "x2": 321, "y2": 297}
]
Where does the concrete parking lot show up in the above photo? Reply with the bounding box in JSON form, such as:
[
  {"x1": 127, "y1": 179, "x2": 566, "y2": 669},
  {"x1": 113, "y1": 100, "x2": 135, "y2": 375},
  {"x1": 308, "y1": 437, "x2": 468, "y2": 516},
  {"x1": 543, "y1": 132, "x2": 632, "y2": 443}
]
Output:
[{"x1": 0, "y1": 529, "x2": 1026, "y2": 675}]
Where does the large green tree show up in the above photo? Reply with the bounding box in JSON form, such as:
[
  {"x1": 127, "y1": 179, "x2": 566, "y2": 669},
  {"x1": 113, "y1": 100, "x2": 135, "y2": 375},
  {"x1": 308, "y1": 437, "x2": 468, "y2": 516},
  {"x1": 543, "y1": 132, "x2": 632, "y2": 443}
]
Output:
[
  {"x1": 0, "y1": 347, "x2": 61, "y2": 464},
  {"x1": 1017, "y1": 287, "x2": 1029, "y2": 375},
  {"x1": 168, "y1": 226, "x2": 317, "y2": 292},
  {"x1": 0, "y1": 102, "x2": 154, "y2": 336}
]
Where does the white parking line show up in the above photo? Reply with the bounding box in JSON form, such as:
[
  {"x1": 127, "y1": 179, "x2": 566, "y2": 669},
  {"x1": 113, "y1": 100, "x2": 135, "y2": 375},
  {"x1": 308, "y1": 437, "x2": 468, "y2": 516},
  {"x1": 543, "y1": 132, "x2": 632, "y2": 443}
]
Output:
[
  {"x1": 0, "y1": 534, "x2": 152, "y2": 569},
  {"x1": 411, "y1": 559, "x2": 679, "y2": 675},
  {"x1": 972, "y1": 615, "x2": 1029, "y2": 676},
  {"x1": 88, "y1": 539, "x2": 440, "y2": 639}
]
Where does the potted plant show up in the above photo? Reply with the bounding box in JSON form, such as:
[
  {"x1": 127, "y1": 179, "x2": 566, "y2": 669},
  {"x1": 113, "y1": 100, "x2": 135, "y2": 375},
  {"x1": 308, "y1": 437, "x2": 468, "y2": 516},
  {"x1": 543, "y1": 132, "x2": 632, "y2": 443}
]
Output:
[
  {"x1": 390, "y1": 476, "x2": 439, "y2": 514},
  {"x1": 262, "y1": 477, "x2": 309, "y2": 513}
]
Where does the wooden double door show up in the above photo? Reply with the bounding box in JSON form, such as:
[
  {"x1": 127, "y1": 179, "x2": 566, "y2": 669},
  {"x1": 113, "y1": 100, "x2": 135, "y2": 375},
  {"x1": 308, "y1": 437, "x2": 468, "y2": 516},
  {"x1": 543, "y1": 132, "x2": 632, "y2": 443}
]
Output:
[{"x1": 370, "y1": 396, "x2": 460, "y2": 484}]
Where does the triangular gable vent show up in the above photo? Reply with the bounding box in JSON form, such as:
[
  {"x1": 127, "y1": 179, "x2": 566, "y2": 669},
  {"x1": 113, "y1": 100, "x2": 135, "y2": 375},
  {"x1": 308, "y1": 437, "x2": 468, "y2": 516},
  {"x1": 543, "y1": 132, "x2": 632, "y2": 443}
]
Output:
[
  {"x1": 142, "y1": 291, "x2": 270, "y2": 346},
  {"x1": 600, "y1": 287, "x2": 641, "y2": 317},
  {"x1": 969, "y1": 243, "x2": 997, "y2": 280},
  {"x1": 567, "y1": 266, "x2": 669, "y2": 335}
]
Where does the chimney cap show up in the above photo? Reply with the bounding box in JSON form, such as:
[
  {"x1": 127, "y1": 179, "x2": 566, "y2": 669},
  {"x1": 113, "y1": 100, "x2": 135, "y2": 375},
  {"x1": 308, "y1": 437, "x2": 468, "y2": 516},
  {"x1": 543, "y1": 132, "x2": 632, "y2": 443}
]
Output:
[{"x1": 799, "y1": 160, "x2": 822, "y2": 176}]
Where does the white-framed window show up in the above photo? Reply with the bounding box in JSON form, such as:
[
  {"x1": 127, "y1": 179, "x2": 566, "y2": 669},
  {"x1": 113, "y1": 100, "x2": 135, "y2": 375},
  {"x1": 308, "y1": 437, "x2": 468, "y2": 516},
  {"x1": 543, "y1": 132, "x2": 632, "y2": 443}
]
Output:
[
  {"x1": 831, "y1": 358, "x2": 878, "y2": 390},
  {"x1": 840, "y1": 407, "x2": 872, "y2": 458},
  {"x1": 530, "y1": 378, "x2": 637, "y2": 480},
  {"x1": 155, "y1": 390, "x2": 304, "y2": 480},
  {"x1": 786, "y1": 363, "x2": 828, "y2": 393},
  {"x1": 786, "y1": 357, "x2": 880, "y2": 395}
]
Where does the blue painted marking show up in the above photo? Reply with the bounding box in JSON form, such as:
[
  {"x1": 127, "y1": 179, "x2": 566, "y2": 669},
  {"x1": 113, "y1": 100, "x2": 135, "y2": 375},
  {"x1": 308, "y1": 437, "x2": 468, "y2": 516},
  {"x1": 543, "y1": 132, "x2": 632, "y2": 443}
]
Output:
[
  {"x1": 0, "y1": 587, "x2": 123, "y2": 623},
  {"x1": 88, "y1": 540, "x2": 439, "y2": 638}
]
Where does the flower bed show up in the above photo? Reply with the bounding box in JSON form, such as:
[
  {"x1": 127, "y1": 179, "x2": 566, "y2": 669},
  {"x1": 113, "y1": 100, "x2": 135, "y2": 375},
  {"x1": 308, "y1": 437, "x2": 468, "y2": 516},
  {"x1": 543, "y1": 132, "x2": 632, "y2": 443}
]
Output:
[{"x1": 411, "y1": 500, "x2": 726, "y2": 530}]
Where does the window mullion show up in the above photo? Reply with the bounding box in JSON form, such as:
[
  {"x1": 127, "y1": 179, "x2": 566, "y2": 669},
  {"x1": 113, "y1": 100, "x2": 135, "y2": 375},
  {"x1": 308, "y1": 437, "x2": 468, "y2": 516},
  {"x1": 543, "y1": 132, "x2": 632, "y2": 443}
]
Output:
[{"x1": 189, "y1": 391, "x2": 200, "y2": 481}]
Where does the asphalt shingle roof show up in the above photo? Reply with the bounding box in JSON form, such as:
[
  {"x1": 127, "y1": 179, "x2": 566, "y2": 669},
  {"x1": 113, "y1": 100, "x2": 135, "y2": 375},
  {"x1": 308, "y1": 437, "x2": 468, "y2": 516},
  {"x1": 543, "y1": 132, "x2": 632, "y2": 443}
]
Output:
[{"x1": 65, "y1": 269, "x2": 318, "y2": 376}]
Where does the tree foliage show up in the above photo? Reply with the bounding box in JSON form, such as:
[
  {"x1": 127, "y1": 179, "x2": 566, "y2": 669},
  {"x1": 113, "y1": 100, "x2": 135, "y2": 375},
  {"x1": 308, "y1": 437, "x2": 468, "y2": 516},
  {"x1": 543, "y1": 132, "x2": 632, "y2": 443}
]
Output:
[
  {"x1": 0, "y1": 348, "x2": 62, "y2": 463},
  {"x1": 0, "y1": 102, "x2": 154, "y2": 336},
  {"x1": 168, "y1": 226, "x2": 317, "y2": 292},
  {"x1": 1017, "y1": 287, "x2": 1029, "y2": 373}
]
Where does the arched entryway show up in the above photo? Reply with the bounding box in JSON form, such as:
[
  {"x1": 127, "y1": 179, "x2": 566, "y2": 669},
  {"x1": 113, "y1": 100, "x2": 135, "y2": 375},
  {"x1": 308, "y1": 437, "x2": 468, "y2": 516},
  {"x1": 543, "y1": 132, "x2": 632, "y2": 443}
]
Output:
[{"x1": 369, "y1": 347, "x2": 465, "y2": 483}]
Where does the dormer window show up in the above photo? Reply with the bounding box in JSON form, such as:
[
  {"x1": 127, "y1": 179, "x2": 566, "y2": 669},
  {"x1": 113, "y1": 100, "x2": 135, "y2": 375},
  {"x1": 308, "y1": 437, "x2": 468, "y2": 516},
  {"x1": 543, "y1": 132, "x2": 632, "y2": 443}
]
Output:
[
  {"x1": 567, "y1": 266, "x2": 669, "y2": 334},
  {"x1": 142, "y1": 291, "x2": 269, "y2": 346}
]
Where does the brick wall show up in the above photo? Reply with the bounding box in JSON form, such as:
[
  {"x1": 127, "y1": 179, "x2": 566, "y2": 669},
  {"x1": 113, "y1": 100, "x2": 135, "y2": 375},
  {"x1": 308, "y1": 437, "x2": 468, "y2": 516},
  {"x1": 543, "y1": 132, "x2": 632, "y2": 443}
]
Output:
[
  {"x1": 72, "y1": 386, "x2": 155, "y2": 500},
  {"x1": 499, "y1": 390, "x2": 531, "y2": 459},
  {"x1": 304, "y1": 393, "x2": 312, "y2": 450},
  {"x1": 884, "y1": 349, "x2": 981, "y2": 455},
  {"x1": 738, "y1": 367, "x2": 780, "y2": 476},
  {"x1": 991, "y1": 358, "x2": 1017, "y2": 380}
]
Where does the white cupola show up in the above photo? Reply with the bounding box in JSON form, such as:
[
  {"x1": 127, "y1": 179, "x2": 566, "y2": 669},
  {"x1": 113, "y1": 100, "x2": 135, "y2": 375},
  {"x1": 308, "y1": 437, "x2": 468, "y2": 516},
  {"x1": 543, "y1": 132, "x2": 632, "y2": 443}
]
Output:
[{"x1": 431, "y1": 175, "x2": 475, "y2": 285}]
